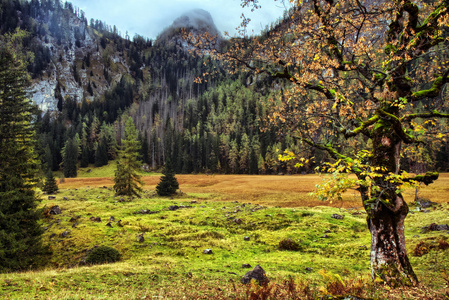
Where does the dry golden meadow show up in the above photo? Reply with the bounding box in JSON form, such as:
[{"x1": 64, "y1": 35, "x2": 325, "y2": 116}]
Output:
[{"x1": 60, "y1": 173, "x2": 449, "y2": 208}]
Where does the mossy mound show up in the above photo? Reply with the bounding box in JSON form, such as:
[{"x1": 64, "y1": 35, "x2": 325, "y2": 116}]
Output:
[{"x1": 86, "y1": 246, "x2": 121, "y2": 265}]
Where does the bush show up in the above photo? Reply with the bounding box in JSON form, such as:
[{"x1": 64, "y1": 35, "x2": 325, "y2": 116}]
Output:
[
  {"x1": 278, "y1": 238, "x2": 301, "y2": 251},
  {"x1": 413, "y1": 238, "x2": 449, "y2": 257},
  {"x1": 85, "y1": 246, "x2": 121, "y2": 265}
]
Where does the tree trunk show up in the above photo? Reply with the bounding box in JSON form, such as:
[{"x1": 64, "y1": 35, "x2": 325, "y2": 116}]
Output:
[
  {"x1": 368, "y1": 195, "x2": 417, "y2": 286},
  {"x1": 363, "y1": 124, "x2": 419, "y2": 286}
]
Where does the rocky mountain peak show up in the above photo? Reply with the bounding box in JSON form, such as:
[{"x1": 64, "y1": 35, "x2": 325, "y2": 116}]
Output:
[
  {"x1": 157, "y1": 9, "x2": 220, "y2": 43},
  {"x1": 172, "y1": 9, "x2": 219, "y2": 36}
]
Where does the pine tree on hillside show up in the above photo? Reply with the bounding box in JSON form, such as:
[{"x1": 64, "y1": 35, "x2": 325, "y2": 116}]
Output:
[
  {"x1": 61, "y1": 137, "x2": 78, "y2": 178},
  {"x1": 139, "y1": 131, "x2": 150, "y2": 165},
  {"x1": 42, "y1": 171, "x2": 58, "y2": 194},
  {"x1": 156, "y1": 158, "x2": 179, "y2": 196},
  {"x1": 94, "y1": 136, "x2": 109, "y2": 167},
  {"x1": 113, "y1": 117, "x2": 144, "y2": 197},
  {"x1": 0, "y1": 33, "x2": 45, "y2": 271}
]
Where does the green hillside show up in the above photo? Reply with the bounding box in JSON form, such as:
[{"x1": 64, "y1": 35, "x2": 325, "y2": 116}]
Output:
[{"x1": 1, "y1": 186, "x2": 448, "y2": 299}]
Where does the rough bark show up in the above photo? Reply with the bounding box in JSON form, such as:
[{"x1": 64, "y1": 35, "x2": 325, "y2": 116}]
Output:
[
  {"x1": 368, "y1": 196, "x2": 417, "y2": 286},
  {"x1": 363, "y1": 121, "x2": 418, "y2": 286}
]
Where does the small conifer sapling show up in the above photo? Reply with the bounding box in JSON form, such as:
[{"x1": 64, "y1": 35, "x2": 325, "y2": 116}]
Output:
[
  {"x1": 43, "y1": 171, "x2": 58, "y2": 194},
  {"x1": 156, "y1": 159, "x2": 179, "y2": 196}
]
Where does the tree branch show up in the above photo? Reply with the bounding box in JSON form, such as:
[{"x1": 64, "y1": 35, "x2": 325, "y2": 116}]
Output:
[
  {"x1": 340, "y1": 115, "x2": 379, "y2": 138},
  {"x1": 300, "y1": 137, "x2": 363, "y2": 174},
  {"x1": 377, "y1": 109, "x2": 422, "y2": 144},
  {"x1": 404, "y1": 171, "x2": 439, "y2": 186},
  {"x1": 410, "y1": 69, "x2": 449, "y2": 102},
  {"x1": 402, "y1": 110, "x2": 449, "y2": 122}
]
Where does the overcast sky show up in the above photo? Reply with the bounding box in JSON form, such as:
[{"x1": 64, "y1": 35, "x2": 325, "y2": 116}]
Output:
[{"x1": 68, "y1": 0, "x2": 291, "y2": 39}]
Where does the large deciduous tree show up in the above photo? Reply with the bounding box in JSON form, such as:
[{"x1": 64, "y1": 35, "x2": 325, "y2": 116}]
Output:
[
  {"x1": 114, "y1": 117, "x2": 144, "y2": 197},
  {"x1": 196, "y1": 0, "x2": 449, "y2": 286},
  {"x1": 0, "y1": 32, "x2": 45, "y2": 271}
]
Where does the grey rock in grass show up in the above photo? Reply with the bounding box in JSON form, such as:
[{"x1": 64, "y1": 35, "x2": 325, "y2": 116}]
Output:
[
  {"x1": 244, "y1": 236, "x2": 250, "y2": 241},
  {"x1": 242, "y1": 264, "x2": 252, "y2": 268},
  {"x1": 49, "y1": 205, "x2": 61, "y2": 215},
  {"x1": 415, "y1": 199, "x2": 437, "y2": 208},
  {"x1": 331, "y1": 214, "x2": 344, "y2": 220},
  {"x1": 168, "y1": 205, "x2": 180, "y2": 211},
  {"x1": 138, "y1": 235, "x2": 145, "y2": 243},
  {"x1": 241, "y1": 265, "x2": 269, "y2": 285},
  {"x1": 421, "y1": 223, "x2": 449, "y2": 233},
  {"x1": 203, "y1": 248, "x2": 213, "y2": 254},
  {"x1": 134, "y1": 209, "x2": 159, "y2": 215},
  {"x1": 48, "y1": 196, "x2": 56, "y2": 200},
  {"x1": 168, "y1": 205, "x2": 192, "y2": 211},
  {"x1": 69, "y1": 216, "x2": 80, "y2": 222},
  {"x1": 234, "y1": 218, "x2": 243, "y2": 225},
  {"x1": 90, "y1": 216, "x2": 101, "y2": 222}
]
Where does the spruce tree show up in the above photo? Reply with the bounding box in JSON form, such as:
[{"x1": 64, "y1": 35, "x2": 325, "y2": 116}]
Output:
[
  {"x1": 94, "y1": 136, "x2": 109, "y2": 167},
  {"x1": 80, "y1": 146, "x2": 90, "y2": 168},
  {"x1": 156, "y1": 158, "x2": 179, "y2": 196},
  {"x1": 62, "y1": 137, "x2": 78, "y2": 178},
  {"x1": 0, "y1": 33, "x2": 45, "y2": 271},
  {"x1": 113, "y1": 117, "x2": 144, "y2": 197},
  {"x1": 42, "y1": 171, "x2": 58, "y2": 194},
  {"x1": 139, "y1": 131, "x2": 150, "y2": 165}
]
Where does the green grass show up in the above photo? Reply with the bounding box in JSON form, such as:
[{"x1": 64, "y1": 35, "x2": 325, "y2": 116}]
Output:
[
  {"x1": 75, "y1": 161, "x2": 160, "y2": 178},
  {"x1": 1, "y1": 187, "x2": 449, "y2": 299}
]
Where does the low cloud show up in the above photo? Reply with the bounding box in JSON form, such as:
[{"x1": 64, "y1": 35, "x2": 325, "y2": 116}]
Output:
[{"x1": 69, "y1": 0, "x2": 291, "y2": 39}]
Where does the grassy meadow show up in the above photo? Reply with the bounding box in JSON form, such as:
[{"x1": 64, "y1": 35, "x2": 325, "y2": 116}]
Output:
[{"x1": 1, "y1": 164, "x2": 449, "y2": 299}]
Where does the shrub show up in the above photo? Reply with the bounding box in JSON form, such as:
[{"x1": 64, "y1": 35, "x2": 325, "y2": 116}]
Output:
[
  {"x1": 85, "y1": 246, "x2": 121, "y2": 265},
  {"x1": 413, "y1": 238, "x2": 449, "y2": 257},
  {"x1": 278, "y1": 238, "x2": 301, "y2": 251}
]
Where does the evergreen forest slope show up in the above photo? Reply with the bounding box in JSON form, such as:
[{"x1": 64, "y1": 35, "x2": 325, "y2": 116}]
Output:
[{"x1": 2, "y1": 0, "x2": 448, "y2": 176}]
